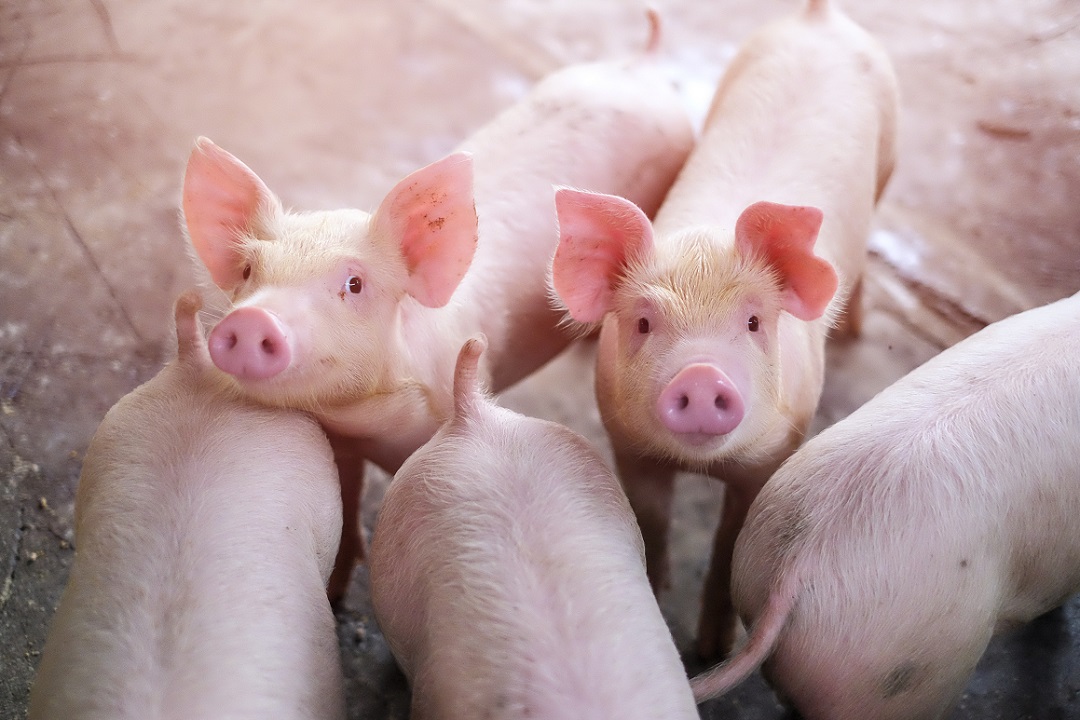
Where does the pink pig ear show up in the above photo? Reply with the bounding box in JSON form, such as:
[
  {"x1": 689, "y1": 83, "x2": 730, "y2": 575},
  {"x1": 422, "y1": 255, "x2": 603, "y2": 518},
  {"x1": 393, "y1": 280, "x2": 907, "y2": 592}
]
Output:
[
  {"x1": 372, "y1": 152, "x2": 478, "y2": 308},
  {"x1": 552, "y1": 188, "x2": 654, "y2": 323},
  {"x1": 734, "y1": 201, "x2": 838, "y2": 321},
  {"x1": 182, "y1": 137, "x2": 278, "y2": 290}
]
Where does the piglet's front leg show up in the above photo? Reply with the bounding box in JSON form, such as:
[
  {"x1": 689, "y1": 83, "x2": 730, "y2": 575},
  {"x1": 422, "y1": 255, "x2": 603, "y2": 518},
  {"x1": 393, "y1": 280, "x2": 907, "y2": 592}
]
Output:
[
  {"x1": 326, "y1": 433, "x2": 366, "y2": 605},
  {"x1": 696, "y1": 482, "x2": 758, "y2": 661},
  {"x1": 616, "y1": 450, "x2": 678, "y2": 594}
]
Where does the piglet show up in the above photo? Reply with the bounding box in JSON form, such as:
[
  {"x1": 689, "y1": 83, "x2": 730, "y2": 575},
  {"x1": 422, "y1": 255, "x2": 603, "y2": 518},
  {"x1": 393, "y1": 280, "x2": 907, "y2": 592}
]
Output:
[
  {"x1": 691, "y1": 291, "x2": 1080, "y2": 719},
  {"x1": 28, "y1": 291, "x2": 345, "y2": 720},
  {"x1": 369, "y1": 336, "x2": 700, "y2": 720},
  {"x1": 548, "y1": 0, "x2": 898, "y2": 659},
  {"x1": 181, "y1": 10, "x2": 694, "y2": 600}
]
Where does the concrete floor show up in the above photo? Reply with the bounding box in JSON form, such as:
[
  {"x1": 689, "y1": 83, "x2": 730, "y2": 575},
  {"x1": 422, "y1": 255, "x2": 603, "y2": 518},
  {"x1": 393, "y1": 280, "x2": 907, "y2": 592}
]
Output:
[{"x1": 2, "y1": 0, "x2": 1079, "y2": 717}]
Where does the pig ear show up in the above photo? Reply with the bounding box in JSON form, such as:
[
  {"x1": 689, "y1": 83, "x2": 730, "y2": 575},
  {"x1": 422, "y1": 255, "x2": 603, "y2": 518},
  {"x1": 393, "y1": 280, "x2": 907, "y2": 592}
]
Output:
[
  {"x1": 182, "y1": 137, "x2": 279, "y2": 290},
  {"x1": 372, "y1": 152, "x2": 478, "y2": 308},
  {"x1": 552, "y1": 188, "x2": 654, "y2": 324},
  {"x1": 735, "y1": 201, "x2": 838, "y2": 321}
]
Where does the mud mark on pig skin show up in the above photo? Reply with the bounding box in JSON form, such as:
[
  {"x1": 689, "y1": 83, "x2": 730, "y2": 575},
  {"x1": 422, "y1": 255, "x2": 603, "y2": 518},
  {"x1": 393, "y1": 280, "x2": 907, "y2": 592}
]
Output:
[
  {"x1": 880, "y1": 661, "x2": 928, "y2": 699},
  {"x1": 485, "y1": 693, "x2": 532, "y2": 719},
  {"x1": 771, "y1": 497, "x2": 812, "y2": 558},
  {"x1": 427, "y1": 216, "x2": 446, "y2": 231}
]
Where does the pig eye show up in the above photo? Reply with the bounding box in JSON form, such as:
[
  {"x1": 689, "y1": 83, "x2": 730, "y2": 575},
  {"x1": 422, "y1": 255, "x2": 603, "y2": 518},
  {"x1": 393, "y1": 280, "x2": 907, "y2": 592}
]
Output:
[
  {"x1": 748, "y1": 315, "x2": 760, "y2": 332},
  {"x1": 346, "y1": 276, "x2": 363, "y2": 294},
  {"x1": 637, "y1": 318, "x2": 650, "y2": 334},
  {"x1": 242, "y1": 264, "x2": 251, "y2": 281}
]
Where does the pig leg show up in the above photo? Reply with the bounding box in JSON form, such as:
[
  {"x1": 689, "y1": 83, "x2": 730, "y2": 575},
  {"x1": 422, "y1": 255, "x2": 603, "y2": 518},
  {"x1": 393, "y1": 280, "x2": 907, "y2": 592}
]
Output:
[
  {"x1": 696, "y1": 482, "x2": 756, "y2": 661},
  {"x1": 617, "y1": 451, "x2": 678, "y2": 593},
  {"x1": 832, "y1": 275, "x2": 864, "y2": 340},
  {"x1": 326, "y1": 433, "x2": 366, "y2": 605}
]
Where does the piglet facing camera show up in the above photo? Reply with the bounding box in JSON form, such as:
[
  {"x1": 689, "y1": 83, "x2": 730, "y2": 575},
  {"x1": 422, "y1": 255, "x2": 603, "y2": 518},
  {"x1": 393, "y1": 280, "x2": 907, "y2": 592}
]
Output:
[
  {"x1": 549, "y1": 0, "x2": 900, "y2": 661},
  {"x1": 29, "y1": 290, "x2": 345, "y2": 720},
  {"x1": 692, "y1": 291, "x2": 1080, "y2": 720},
  {"x1": 369, "y1": 336, "x2": 699, "y2": 720}
]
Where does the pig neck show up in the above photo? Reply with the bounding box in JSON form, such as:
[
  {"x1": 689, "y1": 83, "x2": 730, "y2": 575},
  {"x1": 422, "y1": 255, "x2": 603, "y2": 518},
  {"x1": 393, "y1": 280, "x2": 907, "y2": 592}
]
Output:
[{"x1": 314, "y1": 299, "x2": 463, "y2": 471}]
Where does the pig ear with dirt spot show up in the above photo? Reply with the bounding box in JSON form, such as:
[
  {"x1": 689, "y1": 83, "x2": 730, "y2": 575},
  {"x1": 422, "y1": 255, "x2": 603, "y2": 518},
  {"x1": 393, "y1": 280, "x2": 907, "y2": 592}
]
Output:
[
  {"x1": 182, "y1": 137, "x2": 281, "y2": 291},
  {"x1": 551, "y1": 188, "x2": 655, "y2": 324},
  {"x1": 734, "y1": 201, "x2": 838, "y2": 321},
  {"x1": 370, "y1": 152, "x2": 479, "y2": 309}
]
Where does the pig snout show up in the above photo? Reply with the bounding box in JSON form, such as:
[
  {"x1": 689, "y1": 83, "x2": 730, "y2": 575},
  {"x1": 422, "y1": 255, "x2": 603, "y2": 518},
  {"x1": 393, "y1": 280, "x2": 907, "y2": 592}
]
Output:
[
  {"x1": 208, "y1": 307, "x2": 292, "y2": 380},
  {"x1": 657, "y1": 364, "x2": 745, "y2": 439}
]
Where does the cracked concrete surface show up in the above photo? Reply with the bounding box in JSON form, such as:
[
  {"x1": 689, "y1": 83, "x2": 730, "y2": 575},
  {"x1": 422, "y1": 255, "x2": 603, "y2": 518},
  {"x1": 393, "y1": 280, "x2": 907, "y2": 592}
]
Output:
[{"x1": 2, "y1": 0, "x2": 1079, "y2": 717}]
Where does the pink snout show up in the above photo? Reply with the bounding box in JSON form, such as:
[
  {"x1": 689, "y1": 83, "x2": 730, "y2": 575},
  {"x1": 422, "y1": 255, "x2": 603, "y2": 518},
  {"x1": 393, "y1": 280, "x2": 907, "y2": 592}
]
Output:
[
  {"x1": 657, "y1": 364, "x2": 745, "y2": 438},
  {"x1": 208, "y1": 307, "x2": 292, "y2": 380}
]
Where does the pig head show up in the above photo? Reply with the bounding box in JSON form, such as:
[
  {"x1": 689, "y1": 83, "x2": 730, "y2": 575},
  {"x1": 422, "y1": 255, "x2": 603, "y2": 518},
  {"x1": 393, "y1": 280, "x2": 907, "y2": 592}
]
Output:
[
  {"x1": 554, "y1": 192, "x2": 837, "y2": 466},
  {"x1": 183, "y1": 137, "x2": 478, "y2": 412}
]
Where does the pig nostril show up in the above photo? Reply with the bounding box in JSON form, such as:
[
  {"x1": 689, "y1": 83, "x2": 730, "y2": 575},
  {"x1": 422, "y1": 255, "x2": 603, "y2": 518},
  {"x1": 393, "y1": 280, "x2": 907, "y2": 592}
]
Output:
[
  {"x1": 261, "y1": 338, "x2": 275, "y2": 355},
  {"x1": 659, "y1": 365, "x2": 744, "y2": 437},
  {"x1": 224, "y1": 333, "x2": 238, "y2": 351}
]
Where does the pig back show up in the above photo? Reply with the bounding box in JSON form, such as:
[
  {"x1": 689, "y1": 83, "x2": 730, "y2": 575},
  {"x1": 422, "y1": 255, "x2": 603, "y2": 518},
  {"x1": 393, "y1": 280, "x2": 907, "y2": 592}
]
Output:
[
  {"x1": 372, "y1": 403, "x2": 699, "y2": 719},
  {"x1": 844, "y1": 292, "x2": 1080, "y2": 625},
  {"x1": 652, "y1": 2, "x2": 898, "y2": 291},
  {"x1": 30, "y1": 359, "x2": 344, "y2": 720}
]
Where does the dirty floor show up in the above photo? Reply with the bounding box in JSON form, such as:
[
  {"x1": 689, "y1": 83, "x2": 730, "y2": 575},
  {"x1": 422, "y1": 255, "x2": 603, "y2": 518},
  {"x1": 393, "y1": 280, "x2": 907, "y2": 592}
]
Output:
[{"x1": 2, "y1": 0, "x2": 1079, "y2": 718}]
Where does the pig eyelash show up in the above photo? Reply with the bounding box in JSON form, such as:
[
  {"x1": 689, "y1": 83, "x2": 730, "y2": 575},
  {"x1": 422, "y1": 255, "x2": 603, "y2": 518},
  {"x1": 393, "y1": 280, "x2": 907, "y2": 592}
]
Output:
[
  {"x1": 638, "y1": 318, "x2": 651, "y2": 334},
  {"x1": 748, "y1": 315, "x2": 760, "y2": 332}
]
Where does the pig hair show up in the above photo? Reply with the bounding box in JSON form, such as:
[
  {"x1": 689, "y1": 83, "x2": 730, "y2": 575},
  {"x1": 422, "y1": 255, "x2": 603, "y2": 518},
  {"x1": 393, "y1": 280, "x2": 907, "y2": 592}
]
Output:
[
  {"x1": 545, "y1": 272, "x2": 604, "y2": 338},
  {"x1": 819, "y1": 278, "x2": 849, "y2": 330},
  {"x1": 615, "y1": 230, "x2": 785, "y2": 334}
]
